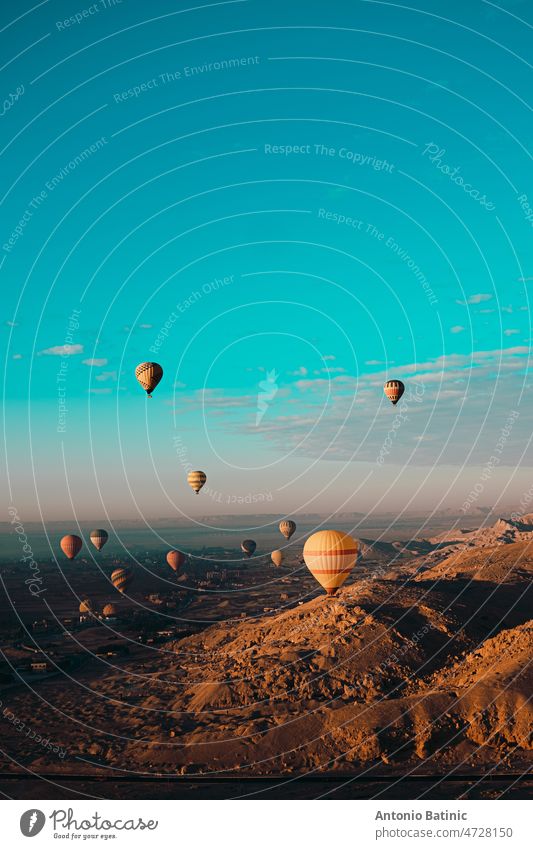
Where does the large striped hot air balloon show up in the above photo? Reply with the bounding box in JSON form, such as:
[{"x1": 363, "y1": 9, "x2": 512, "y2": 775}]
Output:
[
  {"x1": 271, "y1": 550, "x2": 283, "y2": 567},
  {"x1": 111, "y1": 567, "x2": 133, "y2": 594},
  {"x1": 383, "y1": 379, "x2": 405, "y2": 406},
  {"x1": 303, "y1": 530, "x2": 358, "y2": 596},
  {"x1": 241, "y1": 539, "x2": 256, "y2": 558},
  {"x1": 279, "y1": 519, "x2": 296, "y2": 540},
  {"x1": 166, "y1": 550, "x2": 186, "y2": 573},
  {"x1": 135, "y1": 362, "x2": 163, "y2": 397},
  {"x1": 60, "y1": 534, "x2": 82, "y2": 560},
  {"x1": 187, "y1": 470, "x2": 206, "y2": 494},
  {"x1": 90, "y1": 529, "x2": 108, "y2": 551}
]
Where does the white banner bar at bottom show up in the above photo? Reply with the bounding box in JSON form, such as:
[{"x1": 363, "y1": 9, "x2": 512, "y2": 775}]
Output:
[{"x1": 2, "y1": 799, "x2": 532, "y2": 848}]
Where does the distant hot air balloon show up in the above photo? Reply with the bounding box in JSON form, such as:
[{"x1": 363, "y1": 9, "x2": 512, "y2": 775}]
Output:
[
  {"x1": 241, "y1": 539, "x2": 257, "y2": 558},
  {"x1": 271, "y1": 550, "x2": 283, "y2": 567},
  {"x1": 79, "y1": 599, "x2": 93, "y2": 614},
  {"x1": 187, "y1": 470, "x2": 207, "y2": 494},
  {"x1": 279, "y1": 519, "x2": 296, "y2": 540},
  {"x1": 102, "y1": 603, "x2": 117, "y2": 617},
  {"x1": 135, "y1": 362, "x2": 163, "y2": 397},
  {"x1": 60, "y1": 534, "x2": 82, "y2": 560},
  {"x1": 90, "y1": 529, "x2": 108, "y2": 551},
  {"x1": 166, "y1": 550, "x2": 186, "y2": 573},
  {"x1": 303, "y1": 530, "x2": 358, "y2": 596},
  {"x1": 111, "y1": 567, "x2": 133, "y2": 594},
  {"x1": 384, "y1": 380, "x2": 405, "y2": 406}
]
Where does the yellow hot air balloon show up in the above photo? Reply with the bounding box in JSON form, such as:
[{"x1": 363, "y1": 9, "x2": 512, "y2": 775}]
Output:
[
  {"x1": 135, "y1": 362, "x2": 163, "y2": 397},
  {"x1": 303, "y1": 530, "x2": 358, "y2": 596},
  {"x1": 90, "y1": 529, "x2": 108, "y2": 551},
  {"x1": 384, "y1": 379, "x2": 405, "y2": 406},
  {"x1": 187, "y1": 470, "x2": 206, "y2": 494},
  {"x1": 271, "y1": 550, "x2": 283, "y2": 567},
  {"x1": 79, "y1": 598, "x2": 93, "y2": 614},
  {"x1": 60, "y1": 534, "x2": 82, "y2": 560},
  {"x1": 111, "y1": 567, "x2": 133, "y2": 594},
  {"x1": 279, "y1": 519, "x2": 296, "y2": 540}
]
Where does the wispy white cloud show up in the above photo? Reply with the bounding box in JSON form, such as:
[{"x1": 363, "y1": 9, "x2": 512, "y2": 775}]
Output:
[
  {"x1": 504, "y1": 329, "x2": 519, "y2": 336},
  {"x1": 450, "y1": 325, "x2": 465, "y2": 334},
  {"x1": 456, "y1": 294, "x2": 493, "y2": 305},
  {"x1": 82, "y1": 358, "x2": 108, "y2": 367},
  {"x1": 12, "y1": 353, "x2": 22, "y2": 359},
  {"x1": 39, "y1": 344, "x2": 83, "y2": 356},
  {"x1": 89, "y1": 388, "x2": 112, "y2": 395},
  {"x1": 289, "y1": 366, "x2": 308, "y2": 377},
  {"x1": 95, "y1": 371, "x2": 117, "y2": 382}
]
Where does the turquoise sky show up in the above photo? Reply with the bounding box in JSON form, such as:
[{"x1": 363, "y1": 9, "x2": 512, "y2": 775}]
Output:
[{"x1": 1, "y1": 0, "x2": 532, "y2": 523}]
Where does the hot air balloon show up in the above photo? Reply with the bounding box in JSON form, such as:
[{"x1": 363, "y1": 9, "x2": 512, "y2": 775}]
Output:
[
  {"x1": 79, "y1": 599, "x2": 93, "y2": 614},
  {"x1": 167, "y1": 550, "x2": 186, "y2": 573},
  {"x1": 279, "y1": 519, "x2": 296, "y2": 540},
  {"x1": 241, "y1": 539, "x2": 257, "y2": 558},
  {"x1": 60, "y1": 534, "x2": 82, "y2": 560},
  {"x1": 90, "y1": 529, "x2": 108, "y2": 551},
  {"x1": 303, "y1": 530, "x2": 358, "y2": 596},
  {"x1": 384, "y1": 380, "x2": 405, "y2": 406},
  {"x1": 111, "y1": 567, "x2": 133, "y2": 594},
  {"x1": 271, "y1": 550, "x2": 283, "y2": 567},
  {"x1": 135, "y1": 362, "x2": 163, "y2": 397},
  {"x1": 102, "y1": 603, "x2": 117, "y2": 617},
  {"x1": 187, "y1": 470, "x2": 206, "y2": 494}
]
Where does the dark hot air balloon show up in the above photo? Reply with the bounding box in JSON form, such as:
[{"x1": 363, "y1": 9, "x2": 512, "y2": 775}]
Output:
[
  {"x1": 384, "y1": 380, "x2": 405, "y2": 406},
  {"x1": 241, "y1": 539, "x2": 257, "y2": 558},
  {"x1": 90, "y1": 529, "x2": 108, "y2": 551}
]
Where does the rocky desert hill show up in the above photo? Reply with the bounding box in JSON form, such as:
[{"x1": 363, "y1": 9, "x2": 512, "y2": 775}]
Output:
[{"x1": 1, "y1": 525, "x2": 531, "y2": 780}]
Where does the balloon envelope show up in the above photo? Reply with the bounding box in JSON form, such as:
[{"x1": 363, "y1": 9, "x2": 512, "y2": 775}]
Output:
[
  {"x1": 279, "y1": 519, "x2": 296, "y2": 540},
  {"x1": 135, "y1": 362, "x2": 163, "y2": 397},
  {"x1": 303, "y1": 530, "x2": 358, "y2": 596},
  {"x1": 111, "y1": 567, "x2": 133, "y2": 594},
  {"x1": 271, "y1": 550, "x2": 283, "y2": 567},
  {"x1": 60, "y1": 534, "x2": 82, "y2": 560},
  {"x1": 241, "y1": 539, "x2": 257, "y2": 558},
  {"x1": 384, "y1": 380, "x2": 405, "y2": 406},
  {"x1": 166, "y1": 550, "x2": 186, "y2": 572},
  {"x1": 187, "y1": 470, "x2": 206, "y2": 494},
  {"x1": 90, "y1": 529, "x2": 108, "y2": 551}
]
